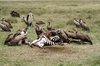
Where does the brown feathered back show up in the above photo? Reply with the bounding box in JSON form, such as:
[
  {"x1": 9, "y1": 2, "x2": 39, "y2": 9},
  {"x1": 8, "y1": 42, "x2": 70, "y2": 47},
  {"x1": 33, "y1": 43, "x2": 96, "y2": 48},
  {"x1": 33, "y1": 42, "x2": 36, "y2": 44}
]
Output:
[
  {"x1": 36, "y1": 21, "x2": 45, "y2": 25},
  {"x1": 10, "y1": 10, "x2": 20, "y2": 17}
]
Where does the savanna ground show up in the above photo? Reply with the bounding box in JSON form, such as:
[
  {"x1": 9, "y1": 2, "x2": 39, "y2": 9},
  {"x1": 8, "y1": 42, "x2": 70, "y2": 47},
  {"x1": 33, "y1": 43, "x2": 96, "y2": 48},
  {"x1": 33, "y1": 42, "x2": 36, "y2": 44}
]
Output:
[{"x1": 0, "y1": 1, "x2": 100, "y2": 66}]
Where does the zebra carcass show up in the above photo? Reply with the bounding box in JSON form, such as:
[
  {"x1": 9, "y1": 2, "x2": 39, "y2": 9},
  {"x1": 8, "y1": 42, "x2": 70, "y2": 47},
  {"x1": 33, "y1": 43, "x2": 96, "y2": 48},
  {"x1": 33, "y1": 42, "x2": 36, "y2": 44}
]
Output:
[
  {"x1": 29, "y1": 33, "x2": 68, "y2": 48},
  {"x1": 29, "y1": 33, "x2": 55, "y2": 48}
]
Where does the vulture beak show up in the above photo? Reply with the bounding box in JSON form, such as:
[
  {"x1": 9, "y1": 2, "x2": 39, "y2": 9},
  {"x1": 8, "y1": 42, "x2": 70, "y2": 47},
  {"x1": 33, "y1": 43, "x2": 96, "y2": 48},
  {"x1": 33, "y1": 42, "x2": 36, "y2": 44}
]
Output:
[
  {"x1": 55, "y1": 29, "x2": 60, "y2": 33},
  {"x1": 35, "y1": 24, "x2": 39, "y2": 28}
]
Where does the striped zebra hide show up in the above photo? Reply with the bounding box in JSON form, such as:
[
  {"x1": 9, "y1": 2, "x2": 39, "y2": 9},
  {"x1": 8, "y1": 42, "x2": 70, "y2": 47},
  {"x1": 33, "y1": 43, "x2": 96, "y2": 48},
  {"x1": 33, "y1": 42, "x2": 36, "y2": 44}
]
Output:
[
  {"x1": 29, "y1": 34, "x2": 54, "y2": 48},
  {"x1": 29, "y1": 34, "x2": 69, "y2": 48}
]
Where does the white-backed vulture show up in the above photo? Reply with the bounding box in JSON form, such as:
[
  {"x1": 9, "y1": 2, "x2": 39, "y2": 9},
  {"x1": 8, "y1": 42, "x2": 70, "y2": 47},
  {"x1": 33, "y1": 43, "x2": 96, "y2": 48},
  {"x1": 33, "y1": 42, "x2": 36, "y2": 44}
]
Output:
[
  {"x1": 10, "y1": 10, "x2": 20, "y2": 17},
  {"x1": 16, "y1": 27, "x2": 28, "y2": 36},
  {"x1": 35, "y1": 24, "x2": 43, "y2": 38},
  {"x1": 4, "y1": 33, "x2": 15, "y2": 44},
  {"x1": 0, "y1": 22, "x2": 11, "y2": 32},
  {"x1": 76, "y1": 31, "x2": 92, "y2": 45},
  {"x1": 2, "y1": 18, "x2": 13, "y2": 28},
  {"x1": 74, "y1": 18, "x2": 81, "y2": 27},
  {"x1": 65, "y1": 28, "x2": 92, "y2": 45},
  {"x1": 35, "y1": 24, "x2": 52, "y2": 40},
  {"x1": 9, "y1": 34, "x2": 26, "y2": 45},
  {"x1": 36, "y1": 21, "x2": 45, "y2": 25},
  {"x1": 50, "y1": 29, "x2": 57, "y2": 36},
  {"x1": 4, "y1": 27, "x2": 28, "y2": 45},
  {"x1": 56, "y1": 29, "x2": 70, "y2": 43},
  {"x1": 46, "y1": 22, "x2": 56, "y2": 36},
  {"x1": 64, "y1": 28, "x2": 79, "y2": 41},
  {"x1": 47, "y1": 22, "x2": 52, "y2": 30},
  {"x1": 79, "y1": 18, "x2": 90, "y2": 30}
]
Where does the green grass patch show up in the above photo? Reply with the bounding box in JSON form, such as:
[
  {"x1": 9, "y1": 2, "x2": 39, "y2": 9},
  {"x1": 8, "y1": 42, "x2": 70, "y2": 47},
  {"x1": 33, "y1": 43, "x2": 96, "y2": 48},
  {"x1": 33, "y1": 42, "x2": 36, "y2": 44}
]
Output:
[{"x1": 0, "y1": 1, "x2": 100, "y2": 66}]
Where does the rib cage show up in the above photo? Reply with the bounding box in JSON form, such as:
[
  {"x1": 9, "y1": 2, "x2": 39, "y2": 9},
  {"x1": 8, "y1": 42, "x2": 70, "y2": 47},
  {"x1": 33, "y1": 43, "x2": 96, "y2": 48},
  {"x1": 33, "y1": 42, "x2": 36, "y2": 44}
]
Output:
[
  {"x1": 41, "y1": 34, "x2": 54, "y2": 45},
  {"x1": 30, "y1": 34, "x2": 54, "y2": 48}
]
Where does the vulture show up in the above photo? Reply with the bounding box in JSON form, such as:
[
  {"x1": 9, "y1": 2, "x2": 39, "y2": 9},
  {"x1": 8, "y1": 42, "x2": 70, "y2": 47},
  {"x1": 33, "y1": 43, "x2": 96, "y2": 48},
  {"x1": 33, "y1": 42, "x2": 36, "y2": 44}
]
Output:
[
  {"x1": 65, "y1": 28, "x2": 92, "y2": 45},
  {"x1": 64, "y1": 29, "x2": 78, "y2": 41},
  {"x1": 35, "y1": 24, "x2": 52, "y2": 40},
  {"x1": 1, "y1": 18, "x2": 13, "y2": 28},
  {"x1": 10, "y1": 10, "x2": 20, "y2": 17},
  {"x1": 0, "y1": 22, "x2": 11, "y2": 32},
  {"x1": 47, "y1": 22, "x2": 52, "y2": 30},
  {"x1": 56, "y1": 29, "x2": 70, "y2": 43},
  {"x1": 50, "y1": 29, "x2": 57, "y2": 36},
  {"x1": 76, "y1": 31, "x2": 93, "y2": 45},
  {"x1": 79, "y1": 18, "x2": 90, "y2": 30},
  {"x1": 73, "y1": 18, "x2": 81, "y2": 27},
  {"x1": 9, "y1": 34, "x2": 26, "y2": 45},
  {"x1": 4, "y1": 27, "x2": 29, "y2": 45},
  {"x1": 47, "y1": 22, "x2": 56, "y2": 36},
  {"x1": 36, "y1": 21, "x2": 45, "y2": 25},
  {"x1": 4, "y1": 33, "x2": 15, "y2": 44},
  {"x1": 16, "y1": 27, "x2": 28, "y2": 36},
  {"x1": 35, "y1": 24, "x2": 43, "y2": 38}
]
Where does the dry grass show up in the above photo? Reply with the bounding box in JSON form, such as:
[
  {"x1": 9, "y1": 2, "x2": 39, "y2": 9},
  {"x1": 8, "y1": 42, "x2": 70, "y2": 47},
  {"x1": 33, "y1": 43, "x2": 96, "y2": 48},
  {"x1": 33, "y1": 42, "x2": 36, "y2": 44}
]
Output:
[{"x1": 0, "y1": 1, "x2": 100, "y2": 66}]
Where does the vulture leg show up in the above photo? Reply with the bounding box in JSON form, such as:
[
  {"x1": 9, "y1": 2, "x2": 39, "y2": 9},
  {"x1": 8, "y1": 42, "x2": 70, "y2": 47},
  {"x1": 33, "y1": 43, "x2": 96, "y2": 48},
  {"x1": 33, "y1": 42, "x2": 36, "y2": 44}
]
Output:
[
  {"x1": 70, "y1": 38, "x2": 73, "y2": 42},
  {"x1": 81, "y1": 40, "x2": 84, "y2": 45},
  {"x1": 18, "y1": 40, "x2": 22, "y2": 45},
  {"x1": 31, "y1": 23, "x2": 34, "y2": 33}
]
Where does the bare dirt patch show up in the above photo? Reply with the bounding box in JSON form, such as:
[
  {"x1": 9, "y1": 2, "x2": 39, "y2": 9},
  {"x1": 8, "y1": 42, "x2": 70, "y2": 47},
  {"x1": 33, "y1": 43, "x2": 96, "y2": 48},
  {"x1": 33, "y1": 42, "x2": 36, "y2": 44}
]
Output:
[{"x1": 35, "y1": 45, "x2": 77, "y2": 54}]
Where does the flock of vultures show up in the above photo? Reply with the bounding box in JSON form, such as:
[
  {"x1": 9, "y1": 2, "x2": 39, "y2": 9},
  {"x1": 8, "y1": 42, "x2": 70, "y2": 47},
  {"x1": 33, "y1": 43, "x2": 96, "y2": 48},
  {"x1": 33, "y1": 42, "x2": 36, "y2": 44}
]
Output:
[{"x1": 0, "y1": 10, "x2": 93, "y2": 49}]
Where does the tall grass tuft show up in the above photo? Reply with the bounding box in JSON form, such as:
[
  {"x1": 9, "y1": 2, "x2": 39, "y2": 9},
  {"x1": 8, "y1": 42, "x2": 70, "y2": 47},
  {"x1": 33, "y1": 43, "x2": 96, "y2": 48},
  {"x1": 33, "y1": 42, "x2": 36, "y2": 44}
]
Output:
[
  {"x1": 6, "y1": 17, "x2": 18, "y2": 23},
  {"x1": 66, "y1": 19, "x2": 74, "y2": 25},
  {"x1": 86, "y1": 55, "x2": 100, "y2": 66},
  {"x1": 59, "y1": 63, "x2": 63, "y2": 66}
]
